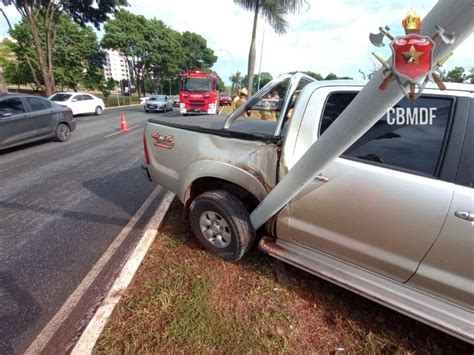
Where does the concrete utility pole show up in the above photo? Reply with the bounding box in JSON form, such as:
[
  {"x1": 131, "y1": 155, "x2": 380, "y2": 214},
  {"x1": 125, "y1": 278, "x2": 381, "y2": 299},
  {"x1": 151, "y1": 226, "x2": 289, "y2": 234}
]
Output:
[{"x1": 250, "y1": 0, "x2": 473, "y2": 230}]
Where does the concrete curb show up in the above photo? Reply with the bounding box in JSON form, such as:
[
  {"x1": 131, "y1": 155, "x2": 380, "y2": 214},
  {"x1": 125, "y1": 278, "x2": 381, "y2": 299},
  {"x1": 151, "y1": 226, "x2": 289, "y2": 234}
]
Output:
[{"x1": 70, "y1": 191, "x2": 175, "y2": 354}]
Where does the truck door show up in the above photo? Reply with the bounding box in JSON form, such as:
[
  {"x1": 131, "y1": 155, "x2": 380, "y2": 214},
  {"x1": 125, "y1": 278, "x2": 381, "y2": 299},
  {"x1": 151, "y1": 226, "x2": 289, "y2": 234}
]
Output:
[
  {"x1": 407, "y1": 102, "x2": 473, "y2": 308},
  {"x1": 287, "y1": 92, "x2": 456, "y2": 282}
]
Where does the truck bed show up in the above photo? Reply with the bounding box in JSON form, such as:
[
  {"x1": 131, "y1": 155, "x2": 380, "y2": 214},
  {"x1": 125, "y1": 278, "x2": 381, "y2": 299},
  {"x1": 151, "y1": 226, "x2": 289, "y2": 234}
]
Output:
[{"x1": 148, "y1": 115, "x2": 278, "y2": 141}]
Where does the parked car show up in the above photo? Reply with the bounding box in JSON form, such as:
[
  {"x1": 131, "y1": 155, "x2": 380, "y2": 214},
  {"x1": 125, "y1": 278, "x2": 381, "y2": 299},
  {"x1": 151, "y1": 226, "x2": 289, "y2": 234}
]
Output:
[
  {"x1": 49, "y1": 92, "x2": 105, "y2": 116},
  {"x1": 172, "y1": 95, "x2": 180, "y2": 107},
  {"x1": 219, "y1": 92, "x2": 232, "y2": 106},
  {"x1": 0, "y1": 93, "x2": 75, "y2": 150},
  {"x1": 143, "y1": 73, "x2": 474, "y2": 343},
  {"x1": 144, "y1": 95, "x2": 173, "y2": 112}
]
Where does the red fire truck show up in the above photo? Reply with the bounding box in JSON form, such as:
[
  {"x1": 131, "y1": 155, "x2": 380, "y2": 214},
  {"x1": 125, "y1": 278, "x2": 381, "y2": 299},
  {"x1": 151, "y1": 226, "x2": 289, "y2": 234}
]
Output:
[{"x1": 178, "y1": 70, "x2": 220, "y2": 115}]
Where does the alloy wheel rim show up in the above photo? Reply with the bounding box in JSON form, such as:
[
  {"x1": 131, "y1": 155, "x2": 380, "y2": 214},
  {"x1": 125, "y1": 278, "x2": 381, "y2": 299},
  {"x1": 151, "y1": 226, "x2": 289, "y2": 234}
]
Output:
[
  {"x1": 199, "y1": 211, "x2": 231, "y2": 248},
  {"x1": 58, "y1": 125, "x2": 70, "y2": 140}
]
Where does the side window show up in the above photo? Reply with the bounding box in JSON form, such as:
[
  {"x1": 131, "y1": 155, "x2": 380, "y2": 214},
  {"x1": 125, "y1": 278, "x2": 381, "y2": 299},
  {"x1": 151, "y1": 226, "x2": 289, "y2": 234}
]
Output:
[
  {"x1": 82, "y1": 95, "x2": 93, "y2": 101},
  {"x1": 27, "y1": 97, "x2": 51, "y2": 111},
  {"x1": 320, "y1": 93, "x2": 452, "y2": 177},
  {"x1": 0, "y1": 98, "x2": 26, "y2": 115},
  {"x1": 234, "y1": 79, "x2": 288, "y2": 123}
]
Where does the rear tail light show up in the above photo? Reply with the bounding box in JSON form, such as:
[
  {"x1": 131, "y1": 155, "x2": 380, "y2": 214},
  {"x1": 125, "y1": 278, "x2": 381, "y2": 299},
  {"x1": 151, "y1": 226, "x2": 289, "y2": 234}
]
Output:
[
  {"x1": 143, "y1": 135, "x2": 150, "y2": 165},
  {"x1": 67, "y1": 107, "x2": 73, "y2": 113}
]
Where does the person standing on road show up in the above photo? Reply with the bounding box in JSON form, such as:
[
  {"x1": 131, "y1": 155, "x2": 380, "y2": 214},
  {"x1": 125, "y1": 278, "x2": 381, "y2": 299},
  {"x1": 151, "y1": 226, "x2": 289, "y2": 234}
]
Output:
[
  {"x1": 231, "y1": 88, "x2": 242, "y2": 111},
  {"x1": 234, "y1": 88, "x2": 248, "y2": 110}
]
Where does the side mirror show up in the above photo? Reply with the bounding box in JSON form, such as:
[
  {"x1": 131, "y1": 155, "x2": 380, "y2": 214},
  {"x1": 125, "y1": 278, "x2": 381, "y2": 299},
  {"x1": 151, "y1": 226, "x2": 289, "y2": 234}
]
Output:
[{"x1": 71, "y1": 98, "x2": 78, "y2": 102}]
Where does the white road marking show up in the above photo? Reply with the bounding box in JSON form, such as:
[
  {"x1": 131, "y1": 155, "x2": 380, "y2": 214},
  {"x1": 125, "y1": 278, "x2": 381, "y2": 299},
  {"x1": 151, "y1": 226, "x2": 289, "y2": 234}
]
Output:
[
  {"x1": 25, "y1": 185, "x2": 164, "y2": 355},
  {"x1": 71, "y1": 191, "x2": 175, "y2": 355},
  {"x1": 104, "y1": 125, "x2": 141, "y2": 138}
]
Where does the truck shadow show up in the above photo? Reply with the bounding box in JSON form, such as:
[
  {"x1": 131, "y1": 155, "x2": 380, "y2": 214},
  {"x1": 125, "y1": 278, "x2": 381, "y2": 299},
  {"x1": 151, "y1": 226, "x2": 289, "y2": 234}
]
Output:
[
  {"x1": 0, "y1": 271, "x2": 41, "y2": 354},
  {"x1": 82, "y1": 166, "x2": 155, "y2": 217}
]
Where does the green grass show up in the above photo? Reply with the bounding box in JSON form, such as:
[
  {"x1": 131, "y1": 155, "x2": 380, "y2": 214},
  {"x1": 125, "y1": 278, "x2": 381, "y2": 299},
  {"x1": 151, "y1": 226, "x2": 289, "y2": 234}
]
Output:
[{"x1": 93, "y1": 200, "x2": 471, "y2": 354}]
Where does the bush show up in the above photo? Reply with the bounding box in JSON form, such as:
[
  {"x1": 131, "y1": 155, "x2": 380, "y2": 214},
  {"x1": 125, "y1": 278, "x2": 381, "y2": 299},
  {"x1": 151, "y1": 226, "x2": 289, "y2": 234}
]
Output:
[{"x1": 103, "y1": 95, "x2": 141, "y2": 108}]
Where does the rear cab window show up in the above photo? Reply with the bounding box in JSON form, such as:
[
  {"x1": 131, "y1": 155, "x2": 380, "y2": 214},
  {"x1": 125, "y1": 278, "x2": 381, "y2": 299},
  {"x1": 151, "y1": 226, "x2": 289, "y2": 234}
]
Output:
[{"x1": 320, "y1": 92, "x2": 454, "y2": 178}]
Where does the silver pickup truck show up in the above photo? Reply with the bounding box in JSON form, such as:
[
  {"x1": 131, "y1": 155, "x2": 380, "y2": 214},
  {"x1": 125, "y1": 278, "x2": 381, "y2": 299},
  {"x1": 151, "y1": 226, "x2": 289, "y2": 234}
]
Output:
[{"x1": 143, "y1": 73, "x2": 473, "y2": 342}]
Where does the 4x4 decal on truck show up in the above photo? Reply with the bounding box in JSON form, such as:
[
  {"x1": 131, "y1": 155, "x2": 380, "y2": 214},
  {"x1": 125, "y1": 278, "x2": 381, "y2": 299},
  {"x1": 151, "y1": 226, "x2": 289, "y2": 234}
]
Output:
[{"x1": 151, "y1": 133, "x2": 175, "y2": 149}]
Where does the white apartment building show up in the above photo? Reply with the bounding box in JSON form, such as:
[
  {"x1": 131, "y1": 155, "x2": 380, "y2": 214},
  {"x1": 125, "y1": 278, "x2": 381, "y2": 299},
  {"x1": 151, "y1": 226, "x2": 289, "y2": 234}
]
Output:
[{"x1": 103, "y1": 50, "x2": 131, "y2": 82}]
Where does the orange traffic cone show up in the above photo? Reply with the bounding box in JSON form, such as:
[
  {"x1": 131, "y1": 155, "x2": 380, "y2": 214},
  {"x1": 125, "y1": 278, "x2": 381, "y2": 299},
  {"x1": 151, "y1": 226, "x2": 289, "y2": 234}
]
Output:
[{"x1": 120, "y1": 112, "x2": 130, "y2": 132}]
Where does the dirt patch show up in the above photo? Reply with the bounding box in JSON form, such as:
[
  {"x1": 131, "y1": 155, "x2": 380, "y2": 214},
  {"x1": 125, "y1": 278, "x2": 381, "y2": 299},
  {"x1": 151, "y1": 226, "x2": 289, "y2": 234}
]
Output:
[{"x1": 94, "y1": 199, "x2": 471, "y2": 354}]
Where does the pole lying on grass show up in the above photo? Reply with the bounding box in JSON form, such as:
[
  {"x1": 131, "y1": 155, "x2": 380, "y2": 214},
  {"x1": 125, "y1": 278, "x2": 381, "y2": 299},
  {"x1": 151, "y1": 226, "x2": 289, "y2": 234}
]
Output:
[{"x1": 250, "y1": 0, "x2": 473, "y2": 230}]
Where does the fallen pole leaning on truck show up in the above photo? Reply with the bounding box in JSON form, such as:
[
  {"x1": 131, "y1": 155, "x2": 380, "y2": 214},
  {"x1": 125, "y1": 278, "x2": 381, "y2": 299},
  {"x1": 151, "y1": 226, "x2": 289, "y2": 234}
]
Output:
[{"x1": 250, "y1": 0, "x2": 473, "y2": 230}]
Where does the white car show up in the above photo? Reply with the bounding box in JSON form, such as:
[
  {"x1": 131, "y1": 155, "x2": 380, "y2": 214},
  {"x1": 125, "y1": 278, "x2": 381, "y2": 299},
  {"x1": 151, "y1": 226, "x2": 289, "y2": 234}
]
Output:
[{"x1": 49, "y1": 92, "x2": 105, "y2": 116}]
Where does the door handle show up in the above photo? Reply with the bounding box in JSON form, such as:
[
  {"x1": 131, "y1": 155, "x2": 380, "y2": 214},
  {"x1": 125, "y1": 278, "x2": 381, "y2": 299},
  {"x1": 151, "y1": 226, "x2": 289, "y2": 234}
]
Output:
[
  {"x1": 454, "y1": 211, "x2": 474, "y2": 222},
  {"x1": 315, "y1": 174, "x2": 330, "y2": 182}
]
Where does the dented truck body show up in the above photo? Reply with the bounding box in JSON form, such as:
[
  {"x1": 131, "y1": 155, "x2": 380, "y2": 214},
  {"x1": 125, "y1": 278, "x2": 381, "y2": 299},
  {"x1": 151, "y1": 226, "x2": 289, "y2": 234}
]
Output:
[{"x1": 144, "y1": 74, "x2": 473, "y2": 342}]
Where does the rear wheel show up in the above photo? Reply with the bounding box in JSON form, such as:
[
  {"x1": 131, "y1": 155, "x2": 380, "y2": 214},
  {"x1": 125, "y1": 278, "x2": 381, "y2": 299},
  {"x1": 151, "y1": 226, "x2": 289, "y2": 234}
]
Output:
[
  {"x1": 55, "y1": 123, "x2": 71, "y2": 142},
  {"x1": 95, "y1": 106, "x2": 103, "y2": 115},
  {"x1": 189, "y1": 190, "x2": 255, "y2": 261}
]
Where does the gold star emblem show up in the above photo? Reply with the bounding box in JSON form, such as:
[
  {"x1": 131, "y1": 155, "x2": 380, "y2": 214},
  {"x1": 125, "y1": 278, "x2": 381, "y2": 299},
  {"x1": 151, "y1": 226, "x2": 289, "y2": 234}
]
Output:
[{"x1": 401, "y1": 45, "x2": 424, "y2": 64}]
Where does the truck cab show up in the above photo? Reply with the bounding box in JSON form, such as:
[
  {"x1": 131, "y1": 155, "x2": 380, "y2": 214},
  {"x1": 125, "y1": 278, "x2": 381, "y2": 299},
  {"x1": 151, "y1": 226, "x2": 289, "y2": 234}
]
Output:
[
  {"x1": 178, "y1": 70, "x2": 219, "y2": 115},
  {"x1": 144, "y1": 73, "x2": 473, "y2": 342}
]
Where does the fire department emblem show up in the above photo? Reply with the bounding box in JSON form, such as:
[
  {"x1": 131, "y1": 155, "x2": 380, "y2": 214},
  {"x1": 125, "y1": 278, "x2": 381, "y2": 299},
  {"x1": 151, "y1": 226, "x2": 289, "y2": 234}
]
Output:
[{"x1": 369, "y1": 10, "x2": 455, "y2": 101}]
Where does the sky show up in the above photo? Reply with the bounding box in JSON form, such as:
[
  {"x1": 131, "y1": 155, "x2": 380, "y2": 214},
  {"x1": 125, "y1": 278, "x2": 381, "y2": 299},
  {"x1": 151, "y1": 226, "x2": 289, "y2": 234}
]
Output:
[{"x1": 0, "y1": 0, "x2": 472, "y2": 85}]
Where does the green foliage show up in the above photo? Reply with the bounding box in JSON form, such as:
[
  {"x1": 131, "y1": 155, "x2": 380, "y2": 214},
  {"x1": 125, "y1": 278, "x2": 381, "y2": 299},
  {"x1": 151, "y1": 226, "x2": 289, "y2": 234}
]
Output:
[
  {"x1": 232, "y1": 0, "x2": 306, "y2": 94},
  {"x1": 8, "y1": 15, "x2": 105, "y2": 91},
  {"x1": 324, "y1": 72, "x2": 352, "y2": 80},
  {"x1": 102, "y1": 10, "x2": 217, "y2": 97},
  {"x1": 444, "y1": 66, "x2": 467, "y2": 83},
  {"x1": 233, "y1": 0, "x2": 305, "y2": 35},
  {"x1": 242, "y1": 72, "x2": 273, "y2": 92},
  {"x1": 179, "y1": 31, "x2": 217, "y2": 70},
  {"x1": 1, "y1": 0, "x2": 128, "y2": 28}
]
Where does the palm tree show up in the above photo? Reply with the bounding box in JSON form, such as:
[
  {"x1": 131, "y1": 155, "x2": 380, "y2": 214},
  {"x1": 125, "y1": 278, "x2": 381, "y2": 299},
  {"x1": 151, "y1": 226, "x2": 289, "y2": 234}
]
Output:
[
  {"x1": 233, "y1": 0, "x2": 305, "y2": 95},
  {"x1": 230, "y1": 70, "x2": 242, "y2": 95}
]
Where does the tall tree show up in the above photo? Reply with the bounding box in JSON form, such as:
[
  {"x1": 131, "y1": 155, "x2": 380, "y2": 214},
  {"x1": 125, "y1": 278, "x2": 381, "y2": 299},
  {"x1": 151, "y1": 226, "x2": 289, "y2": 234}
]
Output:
[
  {"x1": 8, "y1": 15, "x2": 105, "y2": 91},
  {"x1": 179, "y1": 31, "x2": 217, "y2": 71},
  {"x1": 1, "y1": 0, "x2": 127, "y2": 95},
  {"x1": 0, "y1": 37, "x2": 13, "y2": 92},
  {"x1": 233, "y1": 0, "x2": 305, "y2": 96},
  {"x1": 242, "y1": 71, "x2": 272, "y2": 93},
  {"x1": 102, "y1": 10, "x2": 149, "y2": 98},
  {"x1": 445, "y1": 66, "x2": 466, "y2": 83},
  {"x1": 230, "y1": 71, "x2": 242, "y2": 95}
]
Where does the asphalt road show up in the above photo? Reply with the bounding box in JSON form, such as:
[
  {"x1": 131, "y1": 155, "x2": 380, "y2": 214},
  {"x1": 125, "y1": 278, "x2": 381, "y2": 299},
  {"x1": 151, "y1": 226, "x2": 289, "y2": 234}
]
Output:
[{"x1": 0, "y1": 105, "x2": 180, "y2": 354}]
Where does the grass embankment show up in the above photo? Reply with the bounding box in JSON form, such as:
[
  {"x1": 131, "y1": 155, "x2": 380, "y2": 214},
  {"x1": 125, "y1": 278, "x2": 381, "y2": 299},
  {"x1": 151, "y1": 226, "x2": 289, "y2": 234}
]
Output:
[
  {"x1": 104, "y1": 95, "x2": 141, "y2": 108},
  {"x1": 94, "y1": 200, "x2": 470, "y2": 354}
]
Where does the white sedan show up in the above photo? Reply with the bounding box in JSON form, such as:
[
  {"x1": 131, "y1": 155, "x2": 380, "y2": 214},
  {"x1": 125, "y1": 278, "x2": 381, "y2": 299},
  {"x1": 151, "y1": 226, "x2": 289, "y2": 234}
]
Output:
[{"x1": 49, "y1": 92, "x2": 105, "y2": 116}]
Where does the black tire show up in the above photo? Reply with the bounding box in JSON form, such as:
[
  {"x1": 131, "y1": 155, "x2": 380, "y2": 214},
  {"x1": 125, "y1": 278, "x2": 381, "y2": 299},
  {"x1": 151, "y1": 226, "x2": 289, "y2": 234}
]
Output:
[
  {"x1": 95, "y1": 106, "x2": 103, "y2": 116},
  {"x1": 55, "y1": 123, "x2": 71, "y2": 142},
  {"x1": 189, "y1": 190, "x2": 255, "y2": 261},
  {"x1": 145, "y1": 109, "x2": 149, "y2": 113}
]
